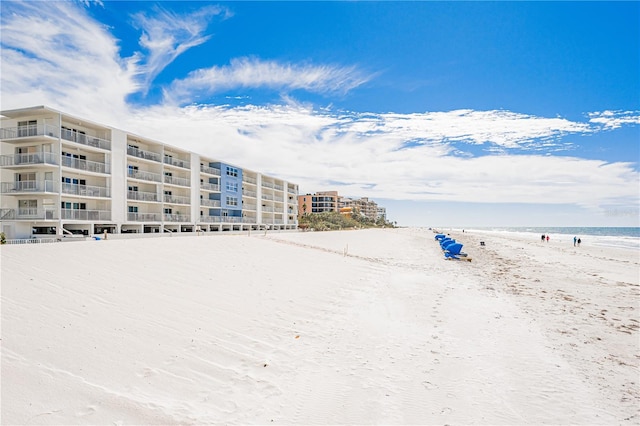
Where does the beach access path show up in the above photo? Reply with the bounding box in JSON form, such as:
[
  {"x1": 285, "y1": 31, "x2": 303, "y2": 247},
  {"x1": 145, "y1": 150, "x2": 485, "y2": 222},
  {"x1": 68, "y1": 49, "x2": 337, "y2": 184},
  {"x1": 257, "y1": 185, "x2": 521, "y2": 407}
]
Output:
[{"x1": 1, "y1": 228, "x2": 638, "y2": 424}]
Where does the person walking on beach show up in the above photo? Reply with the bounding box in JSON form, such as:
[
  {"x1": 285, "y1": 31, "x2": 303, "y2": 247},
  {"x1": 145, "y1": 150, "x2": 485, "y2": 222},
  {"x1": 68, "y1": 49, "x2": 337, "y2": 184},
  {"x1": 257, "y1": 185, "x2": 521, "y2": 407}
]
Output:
[
  {"x1": 546, "y1": 235, "x2": 550, "y2": 242},
  {"x1": 577, "y1": 237, "x2": 581, "y2": 247},
  {"x1": 573, "y1": 236, "x2": 577, "y2": 246},
  {"x1": 541, "y1": 234, "x2": 546, "y2": 242}
]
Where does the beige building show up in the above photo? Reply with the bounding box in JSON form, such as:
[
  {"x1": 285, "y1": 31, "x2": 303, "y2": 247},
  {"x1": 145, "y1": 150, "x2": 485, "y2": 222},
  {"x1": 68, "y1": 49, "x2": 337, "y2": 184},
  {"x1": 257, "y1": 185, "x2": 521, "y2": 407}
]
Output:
[{"x1": 297, "y1": 191, "x2": 339, "y2": 215}]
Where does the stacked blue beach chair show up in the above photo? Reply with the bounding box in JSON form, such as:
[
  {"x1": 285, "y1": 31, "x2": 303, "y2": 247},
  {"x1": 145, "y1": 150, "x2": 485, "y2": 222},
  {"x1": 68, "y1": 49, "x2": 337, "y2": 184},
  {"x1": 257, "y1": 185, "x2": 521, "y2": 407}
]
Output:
[{"x1": 434, "y1": 233, "x2": 471, "y2": 261}]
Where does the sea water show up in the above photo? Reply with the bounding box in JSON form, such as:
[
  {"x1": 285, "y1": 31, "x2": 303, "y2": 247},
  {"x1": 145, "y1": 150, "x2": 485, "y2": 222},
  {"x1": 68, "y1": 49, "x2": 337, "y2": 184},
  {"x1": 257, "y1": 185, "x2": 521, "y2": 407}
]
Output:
[{"x1": 471, "y1": 227, "x2": 640, "y2": 250}]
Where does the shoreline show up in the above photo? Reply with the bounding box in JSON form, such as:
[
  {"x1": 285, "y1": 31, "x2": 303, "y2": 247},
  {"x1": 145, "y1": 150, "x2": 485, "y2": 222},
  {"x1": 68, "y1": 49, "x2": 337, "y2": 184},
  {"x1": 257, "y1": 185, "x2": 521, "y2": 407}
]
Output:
[{"x1": 2, "y1": 227, "x2": 638, "y2": 424}]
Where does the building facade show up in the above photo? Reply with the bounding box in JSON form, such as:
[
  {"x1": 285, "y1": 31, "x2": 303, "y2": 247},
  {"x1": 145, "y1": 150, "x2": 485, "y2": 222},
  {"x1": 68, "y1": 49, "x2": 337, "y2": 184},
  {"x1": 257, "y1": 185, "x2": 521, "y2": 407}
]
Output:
[
  {"x1": 0, "y1": 106, "x2": 298, "y2": 239},
  {"x1": 297, "y1": 191, "x2": 339, "y2": 215}
]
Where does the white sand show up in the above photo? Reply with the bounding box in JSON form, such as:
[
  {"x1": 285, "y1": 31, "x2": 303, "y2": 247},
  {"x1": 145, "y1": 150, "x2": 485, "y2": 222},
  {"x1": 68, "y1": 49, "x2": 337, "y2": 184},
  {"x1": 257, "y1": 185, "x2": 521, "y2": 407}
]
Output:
[{"x1": 1, "y1": 228, "x2": 638, "y2": 424}]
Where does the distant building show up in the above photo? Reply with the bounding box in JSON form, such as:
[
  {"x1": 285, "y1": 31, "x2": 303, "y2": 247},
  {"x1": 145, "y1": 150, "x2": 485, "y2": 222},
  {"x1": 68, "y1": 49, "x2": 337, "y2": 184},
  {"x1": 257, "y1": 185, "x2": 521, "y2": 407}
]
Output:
[
  {"x1": 297, "y1": 191, "x2": 339, "y2": 215},
  {"x1": 339, "y1": 196, "x2": 380, "y2": 221}
]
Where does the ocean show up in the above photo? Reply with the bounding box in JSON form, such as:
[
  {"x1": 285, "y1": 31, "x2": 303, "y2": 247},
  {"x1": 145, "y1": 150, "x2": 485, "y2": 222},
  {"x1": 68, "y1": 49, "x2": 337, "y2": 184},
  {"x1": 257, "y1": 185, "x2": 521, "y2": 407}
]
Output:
[{"x1": 470, "y1": 227, "x2": 640, "y2": 250}]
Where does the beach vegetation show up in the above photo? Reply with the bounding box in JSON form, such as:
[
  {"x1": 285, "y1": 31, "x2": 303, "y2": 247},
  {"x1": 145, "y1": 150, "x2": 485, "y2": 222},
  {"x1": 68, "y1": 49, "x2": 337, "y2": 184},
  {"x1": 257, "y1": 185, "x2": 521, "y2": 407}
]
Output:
[
  {"x1": 298, "y1": 211, "x2": 395, "y2": 231},
  {"x1": 0, "y1": 232, "x2": 5, "y2": 244}
]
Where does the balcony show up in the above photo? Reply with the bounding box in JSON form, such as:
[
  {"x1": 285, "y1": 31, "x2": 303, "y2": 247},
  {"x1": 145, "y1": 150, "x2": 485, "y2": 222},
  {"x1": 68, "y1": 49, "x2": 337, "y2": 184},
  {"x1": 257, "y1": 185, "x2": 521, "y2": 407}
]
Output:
[
  {"x1": 0, "y1": 152, "x2": 58, "y2": 167},
  {"x1": 200, "y1": 182, "x2": 220, "y2": 191},
  {"x1": 163, "y1": 214, "x2": 190, "y2": 222},
  {"x1": 62, "y1": 156, "x2": 110, "y2": 174},
  {"x1": 274, "y1": 184, "x2": 284, "y2": 191},
  {"x1": 164, "y1": 156, "x2": 190, "y2": 169},
  {"x1": 127, "y1": 212, "x2": 161, "y2": 222},
  {"x1": 288, "y1": 188, "x2": 297, "y2": 194},
  {"x1": 262, "y1": 206, "x2": 275, "y2": 213},
  {"x1": 261, "y1": 194, "x2": 275, "y2": 201},
  {"x1": 262, "y1": 181, "x2": 274, "y2": 189},
  {"x1": 61, "y1": 128, "x2": 111, "y2": 150},
  {"x1": 0, "y1": 208, "x2": 57, "y2": 220},
  {"x1": 127, "y1": 147, "x2": 162, "y2": 163},
  {"x1": 1, "y1": 180, "x2": 57, "y2": 194},
  {"x1": 61, "y1": 209, "x2": 111, "y2": 221},
  {"x1": 199, "y1": 216, "x2": 241, "y2": 223},
  {"x1": 62, "y1": 183, "x2": 110, "y2": 198},
  {"x1": 128, "y1": 169, "x2": 162, "y2": 183},
  {"x1": 243, "y1": 176, "x2": 257, "y2": 185},
  {"x1": 164, "y1": 194, "x2": 190, "y2": 205},
  {"x1": 1, "y1": 123, "x2": 58, "y2": 140},
  {"x1": 243, "y1": 204, "x2": 257, "y2": 211},
  {"x1": 200, "y1": 165, "x2": 221, "y2": 176},
  {"x1": 243, "y1": 190, "x2": 257, "y2": 198},
  {"x1": 127, "y1": 191, "x2": 158, "y2": 202},
  {"x1": 164, "y1": 175, "x2": 190, "y2": 187},
  {"x1": 200, "y1": 199, "x2": 221, "y2": 207}
]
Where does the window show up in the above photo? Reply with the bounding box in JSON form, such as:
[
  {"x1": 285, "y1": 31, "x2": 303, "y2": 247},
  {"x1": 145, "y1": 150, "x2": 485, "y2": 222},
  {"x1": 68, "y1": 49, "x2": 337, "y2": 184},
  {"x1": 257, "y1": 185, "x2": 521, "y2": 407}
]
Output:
[
  {"x1": 18, "y1": 120, "x2": 37, "y2": 137},
  {"x1": 226, "y1": 196, "x2": 238, "y2": 207},
  {"x1": 164, "y1": 190, "x2": 172, "y2": 196},
  {"x1": 226, "y1": 182, "x2": 238, "y2": 192},
  {"x1": 128, "y1": 206, "x2": 138, "y2": 213},
  {"x1": 164, "y1": 208, "x2": 172, "y2": 214},
  {"x1": 128, "y1": 185, "x2": 138, "y2": 192},
  {"x1": 164, "y1": 172, "x2": 172, "y2": 177},
  {"x1": 226, "y1": 166, "x2": 238, "y2": 177}
]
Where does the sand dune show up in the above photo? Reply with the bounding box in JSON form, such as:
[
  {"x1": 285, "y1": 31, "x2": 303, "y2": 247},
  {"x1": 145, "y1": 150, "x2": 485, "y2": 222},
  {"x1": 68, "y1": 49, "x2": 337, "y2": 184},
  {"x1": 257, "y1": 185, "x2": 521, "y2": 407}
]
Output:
[{"x1": 1, "y1": 228, "x2": 638, "y2": 424}]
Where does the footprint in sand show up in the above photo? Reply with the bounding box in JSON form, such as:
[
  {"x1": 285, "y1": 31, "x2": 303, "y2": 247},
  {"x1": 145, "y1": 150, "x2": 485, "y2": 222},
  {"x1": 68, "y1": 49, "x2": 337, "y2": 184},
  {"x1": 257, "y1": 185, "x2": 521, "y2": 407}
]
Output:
[{"x1": 422, "y1": 381, "x2": 438, "y2": 390}]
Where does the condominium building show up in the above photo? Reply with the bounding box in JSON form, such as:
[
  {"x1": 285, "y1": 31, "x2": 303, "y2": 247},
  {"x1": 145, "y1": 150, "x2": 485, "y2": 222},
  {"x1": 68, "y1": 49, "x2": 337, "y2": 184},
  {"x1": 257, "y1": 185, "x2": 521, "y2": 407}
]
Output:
[
  {"x1": 0, "y1": 106, "x2": 298, "y2": 240},
  {"x1": 339, "y1": 196, "x2": 381, "y2": 221},
  {"x1": 297, "y1": 191, "x2": 339, "y2": 215}
]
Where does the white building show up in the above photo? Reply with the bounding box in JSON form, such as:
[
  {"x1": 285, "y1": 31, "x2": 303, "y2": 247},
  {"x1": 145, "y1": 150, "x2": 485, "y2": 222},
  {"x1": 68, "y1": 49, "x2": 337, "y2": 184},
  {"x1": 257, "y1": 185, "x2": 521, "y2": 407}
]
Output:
[{"x1": 0, "y1": 106, "x2": 298, "y2": 240}]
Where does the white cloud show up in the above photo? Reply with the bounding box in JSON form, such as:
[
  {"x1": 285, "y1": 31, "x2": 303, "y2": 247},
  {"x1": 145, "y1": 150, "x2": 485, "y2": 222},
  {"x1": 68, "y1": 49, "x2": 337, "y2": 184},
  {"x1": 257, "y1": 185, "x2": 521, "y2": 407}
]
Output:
[
  {"x1": 0, "y1": 1, "x2": 138, "y2": 122},
  {"x1": 131, "y1": 5, "x2": 231, "y2": 93},
  {"x1": 588, "y1": 110, "x2": 640, "y2": 129},
  {"x1": 164, "y1": 57, "x2": 375, "y2": 104},
  {"x1": 124, "y1": 104, "x2": 640, "y2": 211}
]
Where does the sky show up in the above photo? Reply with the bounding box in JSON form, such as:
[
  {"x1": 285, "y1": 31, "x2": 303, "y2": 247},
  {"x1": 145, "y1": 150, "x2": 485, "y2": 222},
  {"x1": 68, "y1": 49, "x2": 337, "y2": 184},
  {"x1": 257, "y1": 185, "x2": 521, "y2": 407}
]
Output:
[{"x1": 1, "y1": 0, "x2": 639, "y2": 227}]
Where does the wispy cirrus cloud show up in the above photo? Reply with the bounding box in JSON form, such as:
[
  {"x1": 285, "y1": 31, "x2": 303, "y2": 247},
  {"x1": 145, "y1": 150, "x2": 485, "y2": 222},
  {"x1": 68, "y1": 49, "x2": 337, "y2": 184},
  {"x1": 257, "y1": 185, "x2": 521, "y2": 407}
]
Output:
[
  {"x1": 131, "y1": 5, "x2": 231, "y2": 94},
  {"x1": 588, "y1": 110, "x2": 640, "y2": 129},
  {"x1": 164, "y1": 57, "x2": 375, "y2": 104},
  {"x1": 0, "y1": 1, "x2": 137, "y2": 122}
]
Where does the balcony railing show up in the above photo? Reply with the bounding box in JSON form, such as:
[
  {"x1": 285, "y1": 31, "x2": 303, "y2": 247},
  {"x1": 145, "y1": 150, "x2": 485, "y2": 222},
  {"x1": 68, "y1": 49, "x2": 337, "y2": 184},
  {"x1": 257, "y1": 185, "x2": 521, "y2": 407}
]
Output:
[
  {"x1": 200, "y1": 165, "x2": 221, "y2": 176},
  {"x1": 163, "y1": 214, "x2": 190, "y2": 222},
  {"x1": 261, "y1": 194, "x2": 274, "y2": 201},
  {"x1": 243, "y1": 204, "x2": 256, "y2": 211},
  {"x1": 1, "y1": 123, "x2": 58, "y2": 140},
  {"x1": 262, "y1": 206, "x2": 275, "y2": 213},
  {"x1": 0, "y1": 208, "x2": 58, "y2": 220},
  {"x1": 199, "y1": 216, "x2": 242, "y2": 223},
  {"x1": 61, "y1": 209, "x2": 111, "y2": 221},
  {"x1": 274, "y1": 184, "x2": 284, "y2": 191},
  {"x1": 243, "y1": 217, "x2": 257, "y2": 223},
  {"x1": 164, "y1": 156, "x2": 190, "y2": 169},
  {"x1": 243, "y1": 190, "x2": 257, "y2": 198},
  {"x1": 127, "y1": 212, "x2": 161, "y2": 222},
  {"x1": 164, "y1": 194, "x2": 190, "y2": 205},
  {"x1": 128, "y1": 169, "x2": 162, "y2": 182},
  {"x1": 200, "y1": 183, "x2": 220, "y2": 191},
  {"x1": 243, "y1": 176, "x2": 257, "y2": 185},
  {"x1": 163, "y1": 175, "x2": 190, "y2": 187},
  {"x1": 1, "y1": 180, "x2": 57, "y2": 193},
  {"x1": 200, "y1": 199, "x2": 221, "y2": 207},
  {"x1": 0, "y1": 152, "x2": 58, "y2": 167},
  {"x1": 127, "y1": 147, "x2": 162, "y2": 163},
  {"x1": 61, "y1": 156, "x2": 110, "y2": 174},
  {"x1": 1, "y1": 124, "x2": 110, "y2": 149},
  {"x1": 127, "y1": 191, "x2": 158, "y2": 202},
  {"x1": 62, "y1": 183, "x2": 110, "y2": 198},
  {"x1": 262, "y1": 181, "x2": 274, "y2": 189},
  {"x1": 288, "y1": 188, "x2": 297, "y2": 194}
]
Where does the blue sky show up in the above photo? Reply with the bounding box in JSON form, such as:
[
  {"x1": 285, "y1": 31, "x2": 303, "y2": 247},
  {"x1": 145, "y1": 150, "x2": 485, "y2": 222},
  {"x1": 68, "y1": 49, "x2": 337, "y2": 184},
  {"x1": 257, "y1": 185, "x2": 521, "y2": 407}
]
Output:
[{"x1": 1, "y1": 1, "x2": 639, "y2": 227}]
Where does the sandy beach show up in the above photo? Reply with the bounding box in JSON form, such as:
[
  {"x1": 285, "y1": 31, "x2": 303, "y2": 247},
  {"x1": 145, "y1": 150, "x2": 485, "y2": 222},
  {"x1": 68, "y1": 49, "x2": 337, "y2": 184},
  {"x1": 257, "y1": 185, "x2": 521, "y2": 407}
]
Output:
[{"x1": 1, "y1": 228, "x2": 638, "y2": 425}]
